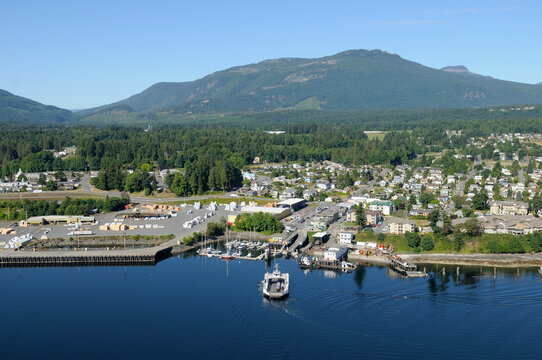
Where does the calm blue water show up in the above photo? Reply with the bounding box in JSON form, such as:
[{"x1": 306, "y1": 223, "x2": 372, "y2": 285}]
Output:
[{"x1": 1, "y1": 253, "x2": 541, "y2": 359}]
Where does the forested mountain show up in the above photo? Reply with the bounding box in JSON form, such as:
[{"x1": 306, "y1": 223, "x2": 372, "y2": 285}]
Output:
[
  {"x1": 0, "y1": 89, "x2": 78, "y2": 124},
  {"x1": 79, "y1": 49, "x2": 542, "y2": 115}
]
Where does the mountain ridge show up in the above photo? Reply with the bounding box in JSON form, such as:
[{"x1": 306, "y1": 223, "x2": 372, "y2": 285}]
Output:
[
  {"x1": 78, "y1": 49, "x2": 542, "y2": 115},
  {"x1": 0, "y1": 89, "x2": 78, "y2": 124}
]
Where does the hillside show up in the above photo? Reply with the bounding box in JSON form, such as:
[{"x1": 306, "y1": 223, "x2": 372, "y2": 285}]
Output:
[
  {"x1": 0, "y1": 89, "x2": 78, "y2": 124},
  {"x1": 440, "y1": 65, "x2": 473, "y2": 74},
  {"x1": 80, "y1": 49, "x2": 542, "y2": 115}
]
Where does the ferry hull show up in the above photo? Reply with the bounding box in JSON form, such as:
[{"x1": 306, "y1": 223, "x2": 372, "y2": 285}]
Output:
[{"x1": 263, "y1": 289, "x2": 289, "y2": 299}]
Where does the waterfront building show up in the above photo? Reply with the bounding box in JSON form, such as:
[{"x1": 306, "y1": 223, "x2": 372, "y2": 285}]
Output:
[
  {"x1": 324, "y1": 247, "x2": 348, "y2": 261},
  {"x1": 312, "y1": 232, "x2": 330, "y2": 245}
]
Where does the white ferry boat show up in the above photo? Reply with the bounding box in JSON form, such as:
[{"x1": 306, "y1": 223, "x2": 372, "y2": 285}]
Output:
[{"x1": 263, "y1": 264, "x2": 289, "y2": 299}]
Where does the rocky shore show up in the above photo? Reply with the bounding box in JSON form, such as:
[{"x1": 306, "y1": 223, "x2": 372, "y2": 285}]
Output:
[{"x1": 400, "y1": 253, "x2": 542, "y2": 267}]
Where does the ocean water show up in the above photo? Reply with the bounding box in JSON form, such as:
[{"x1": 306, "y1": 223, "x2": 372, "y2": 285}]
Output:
[{"x1": 1, "y1": 253, "x2": 541, "y2": 359}]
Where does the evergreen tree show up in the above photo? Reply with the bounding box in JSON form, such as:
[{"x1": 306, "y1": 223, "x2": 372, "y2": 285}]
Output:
[
  {"x1": 472, "y1": 190, "x2": 489, "y2": 210},
  {"x1": 405, "y1": 232, "x2": 421, "y2": 248},
  {"x1": 354, "y1": 204, "x2": 366, "y2": 230},
  {"x1": 428, "y1": 209, "x2": 440, "y2": 231}
]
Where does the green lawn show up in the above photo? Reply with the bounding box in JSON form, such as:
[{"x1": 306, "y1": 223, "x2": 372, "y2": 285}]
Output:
[
  {"x1": 364, "y1": 131, "x2": 387, "y2": 140},
  {"x1": 161, "y1": 197, "x2": 272, "y2": 206}
]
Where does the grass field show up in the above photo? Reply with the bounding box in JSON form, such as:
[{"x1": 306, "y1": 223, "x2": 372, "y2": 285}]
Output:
[
  {"x1": 364, "y1": 131, "x2": 387, "y2": 140},
  {"x1": 161, "y1": 197, "x2": 273, "y2": 206}
]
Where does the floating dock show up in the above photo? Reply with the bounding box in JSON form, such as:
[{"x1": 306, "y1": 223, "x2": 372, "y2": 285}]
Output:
[{"x1": 198, "y1": 251, "x2": 265, "y2": 261}]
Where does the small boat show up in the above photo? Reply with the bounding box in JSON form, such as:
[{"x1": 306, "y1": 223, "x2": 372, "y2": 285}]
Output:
[
  {"x1": 221, "y1": 252, "x2": 234, "y2": 260},
  {"x1": 263, "y1": 264, "x2": 289, "y2": 299},
  {"x1": 538, "y1": 267, "x2": 542, "y2": 276},
  {"x1": 298, "y1": 256, "x2": 314, "y2": 269},
  {"x1": 340, "y1": 261, "x2": 356, "y2": 272}
]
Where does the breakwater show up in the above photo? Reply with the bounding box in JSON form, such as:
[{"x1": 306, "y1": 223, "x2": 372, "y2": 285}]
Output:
[{"x1": 0, "y1": 245, "x2": 172, "y2": 267}]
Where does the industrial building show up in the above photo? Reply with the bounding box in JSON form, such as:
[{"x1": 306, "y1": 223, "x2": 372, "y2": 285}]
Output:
[
  {"x1": 312, "y1": 231, "x2": 330, "y2": 245},
  {"x1": 241, "y1": 206, "x2": 291, "y2": 219},
  {"x1": 20, "y1": 215, "x2": 96, "y2": 226},
  {"x1": 277, "y1": 198, "x2": 307, "y2": 212}
]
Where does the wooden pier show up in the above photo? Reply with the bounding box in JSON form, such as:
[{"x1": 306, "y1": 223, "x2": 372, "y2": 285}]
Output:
[
  {"x1": 0, "y1": 245, "x2": 172, "y2": 267},
  {"x1": 389, "y1": 255, "x2": 427, "y2": 277}
]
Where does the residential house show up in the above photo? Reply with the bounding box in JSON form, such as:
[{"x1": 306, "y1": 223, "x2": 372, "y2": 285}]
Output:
[
  {"x1": 279, "y1": 188, "x2": 297, "y2": 200},
  {"x1": 303, "y1": 189, "x2": 316, "y2": 201},
  {"x1": 465, "y1": 215, "x2": 542, "y2": 235},
  {"x1": 316, "y1": 180, "x2": 331, "y2": 191},
  {"x1": 489, "y1": 200, "x2": 528, "y2": 215},
  {"x1": 242, "y1": 172, "x2": 256, "y2": 181}
]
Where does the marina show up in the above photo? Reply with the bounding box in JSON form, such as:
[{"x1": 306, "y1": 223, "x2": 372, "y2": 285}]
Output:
[{"x1": 196, "y1": 239, "x2": 269, "y2": 261}]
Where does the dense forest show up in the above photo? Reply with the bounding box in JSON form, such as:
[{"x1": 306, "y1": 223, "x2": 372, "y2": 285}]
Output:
[
  {"x1": 0, "y1": 197, "x2": 129, "y2": 221},
  {"x1": 2, "y1": 106, "x2": 542, "y2": 189}
]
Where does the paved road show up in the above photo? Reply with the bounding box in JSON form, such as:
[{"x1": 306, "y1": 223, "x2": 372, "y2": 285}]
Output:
[
  {"x1": 518, "y1": 169, "x2": 525, "y2": 184},
  {"x1": 0, "y1": 188, "x2": 272, "y2": 205},
  {"x1": 79, "y1": 173, "x2": 93, "y2": 192},
  {"x1": 448, "y1": 156, "x2": 482, "y2": 214}
]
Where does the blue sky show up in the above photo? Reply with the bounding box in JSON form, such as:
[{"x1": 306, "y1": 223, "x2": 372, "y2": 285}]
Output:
[{"x1": 1, "y1": 0, "x2": 540, "y2": 109}]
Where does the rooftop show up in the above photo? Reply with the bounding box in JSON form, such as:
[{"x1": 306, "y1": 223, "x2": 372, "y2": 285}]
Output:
[
  {"x1": 240, "y1": 206, "x2": 288, "y2": 214},
  {"x1": 277, "y1": 198, "x2": 306, "y2": 206}
]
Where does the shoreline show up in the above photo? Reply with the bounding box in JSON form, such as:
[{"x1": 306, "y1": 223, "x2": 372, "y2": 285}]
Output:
[
  {"x1": 399, "y1": 253, "x2": 542, "y2": 268},
  {"x1": 314, "y1": 248, "x2": 542, "y2": 268}
]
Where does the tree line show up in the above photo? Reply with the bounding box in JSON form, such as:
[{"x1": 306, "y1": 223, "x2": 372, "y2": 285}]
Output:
[
  {"x1": 3, "y1": 105, "x2": 542, "y2": 183},
  {"x1": 0, "y1": 196, "x2": 129, "y2": 220}
]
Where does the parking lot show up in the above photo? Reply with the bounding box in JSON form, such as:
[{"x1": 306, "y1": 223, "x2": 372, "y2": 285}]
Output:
[{"x1": 0, "y1": 202, "x2": 243, "y2": 249}]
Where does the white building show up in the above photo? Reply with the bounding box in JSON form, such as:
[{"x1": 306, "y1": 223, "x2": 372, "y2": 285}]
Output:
[
  {"x1": 324, "y1": 247, "x2": 348, "y2": 261},
  {"x1": 338, "y1": 231, "x2": 354, "y2": 245},
  {"x1": 242, "y1": 172, "x2": 256, "y2": 181},
  {"x1": 369, "y1": 201, "x2": 395, "y2": 216},
  {"x1": 316, "y1": 180, "x2": 331, "y2": 191}
]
